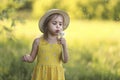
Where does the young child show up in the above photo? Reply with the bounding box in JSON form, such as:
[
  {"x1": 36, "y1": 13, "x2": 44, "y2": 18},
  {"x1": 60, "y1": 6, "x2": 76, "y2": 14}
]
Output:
[{"x1": 22, "y1": 9, "x2": 70, "y2": 80}]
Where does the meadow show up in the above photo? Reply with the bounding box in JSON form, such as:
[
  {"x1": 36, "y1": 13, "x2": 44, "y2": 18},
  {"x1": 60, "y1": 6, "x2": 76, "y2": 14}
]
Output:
[{"x1": 0, "y1": 20, "x2": 120, "y2": 80}]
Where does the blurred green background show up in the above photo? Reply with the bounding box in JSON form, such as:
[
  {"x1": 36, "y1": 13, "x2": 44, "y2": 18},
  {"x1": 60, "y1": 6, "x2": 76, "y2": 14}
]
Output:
[{"x1": 0, "y1": 0, "x2": 120, "y2": 80}]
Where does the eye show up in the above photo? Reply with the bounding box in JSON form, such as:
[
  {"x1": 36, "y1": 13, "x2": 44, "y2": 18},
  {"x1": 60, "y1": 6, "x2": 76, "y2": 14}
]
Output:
[
  {"x1": 52, "y1": 21, "x2": 57, "y2": 25},
  {"x1": 59, "y1": 23, "x2": 63, "y2": 26},
  {"x1": 59, "y1": 23, "x2": 62, "y2": 26}
]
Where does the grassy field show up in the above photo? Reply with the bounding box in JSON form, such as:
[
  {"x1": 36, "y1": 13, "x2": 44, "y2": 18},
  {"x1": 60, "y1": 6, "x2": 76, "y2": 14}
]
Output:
[{"x1": 0, "y1": 20, "x2": 120, "y2": 80}]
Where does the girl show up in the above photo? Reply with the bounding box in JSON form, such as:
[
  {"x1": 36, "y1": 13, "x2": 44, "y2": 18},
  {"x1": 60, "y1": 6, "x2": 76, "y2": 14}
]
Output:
[{"x1": 22, "y1": 9, "x2": 70, "y2": 80}]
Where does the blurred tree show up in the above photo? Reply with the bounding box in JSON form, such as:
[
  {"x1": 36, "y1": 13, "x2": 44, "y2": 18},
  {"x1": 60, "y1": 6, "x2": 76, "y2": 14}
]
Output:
[
  {"x1": 32, "y1": 0, "x2": 68, "y2": 19},
  {"x1": 113, "y1": 1, "x2": 120, "y2": 21},
  {"x1": 0, "y1": 0, "x2": 33, "y2": 40},
  {"x1": 32, "y1": 0, "x2": 120, "y2": 21}
]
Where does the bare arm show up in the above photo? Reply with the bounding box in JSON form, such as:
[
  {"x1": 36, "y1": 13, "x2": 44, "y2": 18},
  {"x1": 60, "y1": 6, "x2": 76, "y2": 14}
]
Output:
[
  {"x1": 22, "y1": 38, "x2": 40, "y2": 63},
  {"x1": 60, "y1": 38, "x2": 69, "y2": 63}
]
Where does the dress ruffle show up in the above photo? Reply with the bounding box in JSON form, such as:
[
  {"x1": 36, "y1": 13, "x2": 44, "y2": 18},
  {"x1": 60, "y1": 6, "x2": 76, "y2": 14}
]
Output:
[{"x1": 32, "y1": 65, "x2": 65, "y2": 80}]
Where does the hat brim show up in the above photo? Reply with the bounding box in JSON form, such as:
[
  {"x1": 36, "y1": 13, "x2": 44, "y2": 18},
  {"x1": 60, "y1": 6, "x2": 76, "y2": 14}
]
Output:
[{"x1": 39, "y1": 9, "x2": 70, "y2": 33}]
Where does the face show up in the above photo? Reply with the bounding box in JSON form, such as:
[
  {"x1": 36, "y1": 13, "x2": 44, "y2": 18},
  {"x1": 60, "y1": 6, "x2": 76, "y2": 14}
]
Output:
[{"x1": 47, "y1": 15, "x2": 63, "y2": 36}]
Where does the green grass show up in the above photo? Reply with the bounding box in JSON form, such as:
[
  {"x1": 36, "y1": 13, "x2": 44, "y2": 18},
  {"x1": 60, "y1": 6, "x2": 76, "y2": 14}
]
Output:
[{"x1": 0, "y1": 20, "x2": 120, "y2": 80}]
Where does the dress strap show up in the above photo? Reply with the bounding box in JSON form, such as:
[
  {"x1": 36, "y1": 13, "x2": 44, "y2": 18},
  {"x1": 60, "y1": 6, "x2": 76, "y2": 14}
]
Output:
[{"x1": 38, "y1": 35, "x2": 47, "y2": 46}]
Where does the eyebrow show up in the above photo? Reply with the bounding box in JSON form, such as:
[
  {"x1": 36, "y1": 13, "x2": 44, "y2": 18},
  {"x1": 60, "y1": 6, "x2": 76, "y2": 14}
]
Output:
[
  {"x1": 59, "y1": 22, "x2": 63, "y2": 24},
  {"x1": 52, "y1": 21, "x2": 63, "y2": 23}
]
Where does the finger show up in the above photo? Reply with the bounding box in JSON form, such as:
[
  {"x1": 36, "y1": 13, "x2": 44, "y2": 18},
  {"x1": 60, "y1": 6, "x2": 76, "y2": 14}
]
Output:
[
  {"x1": 24, "y1": 56, "x2": 28, "y2": 62},
  {"x1": 26, "y1": 55, "x2": 30, "y2": 61},
  {"x1": 23, "y1": 56, "x2": 26, "y2": 61}
]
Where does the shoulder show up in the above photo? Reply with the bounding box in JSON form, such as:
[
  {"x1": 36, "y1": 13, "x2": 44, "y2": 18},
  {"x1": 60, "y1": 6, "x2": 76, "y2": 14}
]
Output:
[{"x1": 33, "y1": 35, "x2": 43, "y2": 46}]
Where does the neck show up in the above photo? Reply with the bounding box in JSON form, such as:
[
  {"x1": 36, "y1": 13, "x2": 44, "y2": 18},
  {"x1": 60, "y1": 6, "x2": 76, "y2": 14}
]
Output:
[
  {"x1": 46, "y1": 34, "x2": 58, "y2": 44},
  {"x1": 48, "y1": 34, "x2": 57, "y2": 40}
]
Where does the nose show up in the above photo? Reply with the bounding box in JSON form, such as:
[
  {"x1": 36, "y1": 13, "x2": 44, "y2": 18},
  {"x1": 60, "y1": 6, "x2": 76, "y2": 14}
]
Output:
[{"x1": 56, "y1": 24, "x2": 60, "y2": 28}]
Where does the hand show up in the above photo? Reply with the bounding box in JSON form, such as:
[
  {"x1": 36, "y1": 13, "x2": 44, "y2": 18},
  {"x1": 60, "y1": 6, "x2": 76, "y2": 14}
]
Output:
[
  {"x1": 59, "y1": 37, "x2": 66, "y2": 47},
  {"x1": 22, "y1": 54, "x2": 30, "y2": 62}
]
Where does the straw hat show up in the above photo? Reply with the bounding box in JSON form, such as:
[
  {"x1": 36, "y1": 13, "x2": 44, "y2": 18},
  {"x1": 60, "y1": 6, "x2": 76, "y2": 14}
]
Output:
[{"x1": 39, "y1": 9, "x2": 70, "y2": 33}]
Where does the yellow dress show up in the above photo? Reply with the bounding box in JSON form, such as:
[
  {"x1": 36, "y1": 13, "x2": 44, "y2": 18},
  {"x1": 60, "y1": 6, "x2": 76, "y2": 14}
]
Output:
[{"x1": 31, "y1": 36, "x2": 65, "y2": 80}]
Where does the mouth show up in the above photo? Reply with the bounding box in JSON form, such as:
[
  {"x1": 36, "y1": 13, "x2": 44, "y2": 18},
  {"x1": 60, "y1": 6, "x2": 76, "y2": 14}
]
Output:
[{"x1": 56, "y1": 30, "x2": 60, "y2": 33}]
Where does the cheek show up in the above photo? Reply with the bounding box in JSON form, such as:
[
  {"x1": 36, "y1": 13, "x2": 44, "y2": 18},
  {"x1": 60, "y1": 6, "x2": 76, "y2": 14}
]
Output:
[
  {"x1": 48, "y1": 25, "x2": 55, "y2": 31},
  {"x1": 49, "y1": 23, "x2": 55, "y2": 28}
]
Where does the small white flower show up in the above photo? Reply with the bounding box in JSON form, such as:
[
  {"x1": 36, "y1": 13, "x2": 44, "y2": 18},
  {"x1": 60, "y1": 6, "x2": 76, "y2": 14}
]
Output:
[{"x1": 58, "y1": 31, "x2": 64, "y2": 39}]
